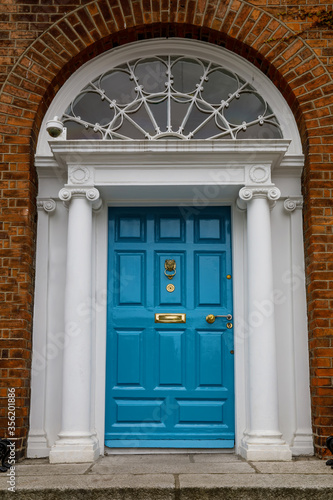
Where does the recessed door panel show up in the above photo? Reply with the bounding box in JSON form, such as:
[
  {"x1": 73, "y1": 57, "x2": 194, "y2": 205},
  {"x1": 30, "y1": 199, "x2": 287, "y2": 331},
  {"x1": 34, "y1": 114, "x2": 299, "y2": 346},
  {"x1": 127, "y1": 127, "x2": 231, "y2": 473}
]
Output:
[
  {"x1": 106, "y1": 207, "x2": 234, "y2": 446},
  {"x1": 195, "y1": 215, "x2": 226, "y2": 243},
  {"x1": 116, "y1": 399, "x2": 164, "y2": 424},
  {"x1": 157, "y1": 330, "x2": 185, "y2": 387},
  {"x1": 156, "y1": 252, "x2": 185, "y2": 306},
  {"x1": 156, "y1": 216, "x2": 185, "y2": 242},
  {"x1": 116, "y1": 216, "x2": 145, "y2": 241},
  {"x1": 197, "y1": 331, "x2": 223, "y2": 387},
  {"x1": 116, "y1": 330, "x2": 143, "y2": 387},
  {"x1": 115, "y1": 252, "x2": 146, "y2": 306},
  {"x1": 177, "y1": 400, "x2": 225, "y2": 424},
  {"x1": 196, "y1": 252, "x2": 226, "y2": 306}
]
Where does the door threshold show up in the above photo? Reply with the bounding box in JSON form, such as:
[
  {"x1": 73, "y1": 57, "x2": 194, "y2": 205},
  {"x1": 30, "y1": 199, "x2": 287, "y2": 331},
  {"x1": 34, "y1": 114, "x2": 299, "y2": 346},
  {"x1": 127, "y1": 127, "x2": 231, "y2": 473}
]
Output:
[{"x1": 105, "y1": 447, "x2": 235, "y2": 455}]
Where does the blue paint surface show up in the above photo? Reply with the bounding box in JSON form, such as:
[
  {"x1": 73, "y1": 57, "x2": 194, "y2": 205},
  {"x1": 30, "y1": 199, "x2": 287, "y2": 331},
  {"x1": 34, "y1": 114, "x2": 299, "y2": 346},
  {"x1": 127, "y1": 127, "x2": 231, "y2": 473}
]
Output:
[{"x1": 105, "y1": 207, "x2": 234, "y2": 447}]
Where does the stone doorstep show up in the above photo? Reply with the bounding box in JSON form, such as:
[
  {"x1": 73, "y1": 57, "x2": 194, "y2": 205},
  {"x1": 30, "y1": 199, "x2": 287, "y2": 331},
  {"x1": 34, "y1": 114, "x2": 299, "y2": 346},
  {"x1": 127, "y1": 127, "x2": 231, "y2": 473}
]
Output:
[{"x1": 0, "y1": 454, "x2": 332, "y2": 499}]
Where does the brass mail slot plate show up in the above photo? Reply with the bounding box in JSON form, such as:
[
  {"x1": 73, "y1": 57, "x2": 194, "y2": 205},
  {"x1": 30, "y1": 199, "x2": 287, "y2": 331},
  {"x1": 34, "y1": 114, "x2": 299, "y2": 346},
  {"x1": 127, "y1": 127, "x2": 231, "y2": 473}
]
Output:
[{"x1": 155, "y1": 313, "x2": 186, "y2": 324}]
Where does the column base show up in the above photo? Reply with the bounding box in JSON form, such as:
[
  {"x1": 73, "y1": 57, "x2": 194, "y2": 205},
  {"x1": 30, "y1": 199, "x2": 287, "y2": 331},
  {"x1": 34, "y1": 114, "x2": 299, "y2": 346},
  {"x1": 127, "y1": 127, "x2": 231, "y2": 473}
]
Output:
[
  {"x1": 240, "y1": 432, "x2": 292, "y2": 461},
  {"x1": 27, "y1": 432, "x2": 50, "y2": 458},
  {"x1": 291, "y1": 431, "x2": 314, "y2": 456},
  {"x1": 49, "y1": 432, "x2": 100, "y2": 463}
]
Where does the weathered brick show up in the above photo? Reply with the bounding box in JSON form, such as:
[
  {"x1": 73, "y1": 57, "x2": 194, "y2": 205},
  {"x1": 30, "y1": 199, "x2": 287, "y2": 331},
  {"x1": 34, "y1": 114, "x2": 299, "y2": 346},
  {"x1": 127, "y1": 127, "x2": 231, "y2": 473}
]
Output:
[{"x1": 0, "y1": 0, "x2": 332, "y2": 462}]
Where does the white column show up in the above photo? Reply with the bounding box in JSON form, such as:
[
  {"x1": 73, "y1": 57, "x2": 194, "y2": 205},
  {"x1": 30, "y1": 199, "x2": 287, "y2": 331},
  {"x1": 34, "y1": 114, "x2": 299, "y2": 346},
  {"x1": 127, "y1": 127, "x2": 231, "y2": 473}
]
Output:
[
  {"x1": 28, "y1": 199, "x2": 56, "y2": 458},
  {"x1": 284, "y1": 198, "x2": 314, "y2": 455},
  {"x1": 239, "y1": 186, "x2": 292, "y2": 461},
  {"x1": 49, "y1": 187, "x2": 100, "y2": 464}
]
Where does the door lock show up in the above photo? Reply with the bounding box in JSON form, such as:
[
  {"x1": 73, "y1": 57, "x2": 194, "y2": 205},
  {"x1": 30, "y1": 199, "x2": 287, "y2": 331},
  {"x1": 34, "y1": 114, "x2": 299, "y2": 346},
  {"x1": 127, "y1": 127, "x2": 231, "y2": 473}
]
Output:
[{"x1": 206, "y1": 314, "x2": 232, "y2": 324}]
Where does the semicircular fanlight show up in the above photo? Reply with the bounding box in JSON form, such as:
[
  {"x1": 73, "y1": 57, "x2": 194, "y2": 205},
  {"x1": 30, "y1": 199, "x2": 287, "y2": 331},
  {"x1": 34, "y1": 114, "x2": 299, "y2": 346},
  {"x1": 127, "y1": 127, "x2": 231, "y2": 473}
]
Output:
[{"x1": 62, "y1": 56, "x2": 283, "y2": 141}]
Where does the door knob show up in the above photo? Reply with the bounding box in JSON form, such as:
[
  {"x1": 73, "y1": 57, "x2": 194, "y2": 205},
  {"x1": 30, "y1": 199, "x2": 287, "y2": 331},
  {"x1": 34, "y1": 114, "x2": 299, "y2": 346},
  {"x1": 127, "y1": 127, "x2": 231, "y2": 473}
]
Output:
[{"x1": 206, "y1": 314, "x2": 232, "y2": 324}]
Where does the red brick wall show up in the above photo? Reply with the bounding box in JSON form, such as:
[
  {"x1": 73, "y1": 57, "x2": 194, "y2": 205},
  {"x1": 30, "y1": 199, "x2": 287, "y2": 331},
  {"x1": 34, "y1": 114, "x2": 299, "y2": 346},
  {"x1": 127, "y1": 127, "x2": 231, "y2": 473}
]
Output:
[{"x1": 0, "y1": 0, "x2": 332, "y2": 459}]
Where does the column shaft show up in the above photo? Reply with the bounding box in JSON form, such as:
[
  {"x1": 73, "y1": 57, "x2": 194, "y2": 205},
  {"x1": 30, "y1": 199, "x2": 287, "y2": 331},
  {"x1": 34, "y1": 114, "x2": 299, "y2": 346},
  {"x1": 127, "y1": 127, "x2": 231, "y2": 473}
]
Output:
[
  {"x1": 288, "y1": 203, "x2": 314, "y2": 455},
  {"x1": 28, "y1": 202, "x2": 54, "y2": 457},
  {"x1": 50, "y1": 191, "x2": 99, "y2": 463},
  {"x1": 240, "y1": 190, "x2": 292, "y2": 461},
  {"x1": 62, "y1": 196, "x2": 92, "y2": 433},
  {"x1": 247, "y1": 197, "x2": 279, "y2": 433}
]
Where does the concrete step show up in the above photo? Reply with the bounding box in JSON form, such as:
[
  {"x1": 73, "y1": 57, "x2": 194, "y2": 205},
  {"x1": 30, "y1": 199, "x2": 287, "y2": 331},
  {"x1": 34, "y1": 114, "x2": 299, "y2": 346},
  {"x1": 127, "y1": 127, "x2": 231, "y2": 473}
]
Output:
[{"x1": 1, "y1": 454, "x2": 332, "y2": 499}]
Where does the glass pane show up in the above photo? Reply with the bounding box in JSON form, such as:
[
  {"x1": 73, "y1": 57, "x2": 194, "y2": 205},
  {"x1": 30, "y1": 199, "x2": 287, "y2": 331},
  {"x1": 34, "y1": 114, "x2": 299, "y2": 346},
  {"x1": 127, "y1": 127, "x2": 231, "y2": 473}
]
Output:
[
  {"x1": 72, "y1": 92, "x2": 114, "y2": 126},
  {"x1": 148, "y1": 100, "x2": 168, "y2": 132},
  {"x1": 110, "y1": 113, "x2": 122, "y2": 130},
  {"x1": 195, "y1": 100, "x2": 213, "y2": 113},
  {"x1": 135, "y1": 58, "x2": 167, "y2": 94},
  {"x1": 157, "y1": 135, "x2": 183, "y2": 140},
  {"x1": 193, "y1": 119, "x2": 226, "y2": 139},
  {"x1": 116, "y1": 117, "x2": 145, "y2": 139},
  {"x1": 65, "y1": 120, "x2": 103, "y2": 140},
  {"x1": 172, "y1": 58, "x2": 204, "y2": 93},
  {"x1": 127, "y1": 103, "x2": 156, "y2": 135},
  {"x1": 202, "y1": 69, "x2": 238, "y2": 105},
  {"x1": 170, "y1": 99, "x2": 190, "y2": 131},
  {"x1": 236, "y1": 122, "x2": 282, "y2": 139},
  {"x1": 224, "y1": 92, "x2": 266, "y2": 125},
  {"x1": 100, "y1": 71, "x2": 137, "y2": 105},
  {"x1": 184, "y1": 106, "x2": 213, "y2": 136},
  {"x1": 216, "y1": 113, "x2": 231, "y2": 131}
]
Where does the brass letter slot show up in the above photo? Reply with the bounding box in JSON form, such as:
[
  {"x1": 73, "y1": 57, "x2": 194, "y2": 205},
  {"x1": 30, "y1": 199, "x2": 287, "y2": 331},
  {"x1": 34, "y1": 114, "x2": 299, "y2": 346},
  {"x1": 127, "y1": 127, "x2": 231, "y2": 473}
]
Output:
[{"x1": 155, "y1": 313, "x2": 186, "y2": 323}]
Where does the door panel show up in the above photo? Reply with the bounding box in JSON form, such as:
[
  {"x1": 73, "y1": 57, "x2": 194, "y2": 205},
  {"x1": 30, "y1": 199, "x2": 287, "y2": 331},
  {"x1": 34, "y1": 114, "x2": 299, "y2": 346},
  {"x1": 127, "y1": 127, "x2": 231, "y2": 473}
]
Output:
[
  {"x1": 116, "y1": 252, "x2": 145, "y2": 305},
  {"x1": 105, "y1": 206, "x2": 234, "y2": 447}
]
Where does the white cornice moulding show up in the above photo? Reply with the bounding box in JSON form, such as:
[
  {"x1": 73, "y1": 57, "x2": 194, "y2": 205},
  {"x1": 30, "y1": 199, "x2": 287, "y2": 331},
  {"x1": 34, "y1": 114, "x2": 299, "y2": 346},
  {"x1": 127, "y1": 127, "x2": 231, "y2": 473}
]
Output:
[
  {"x1": 274, "y1": 155, "x2": 305, "y2": 178},
  {"x1": 48, "y1": 139, "x2": 291, "y2": 173},
  {"x1": 35, "y1": 156, "x2": 66, "y2": 182},
  {"x1": 35, "y1": 152, "x2": 304, "y2": 181},
  {"x1": 49, "y1": 138, "x2": 291, "y2": 154}
]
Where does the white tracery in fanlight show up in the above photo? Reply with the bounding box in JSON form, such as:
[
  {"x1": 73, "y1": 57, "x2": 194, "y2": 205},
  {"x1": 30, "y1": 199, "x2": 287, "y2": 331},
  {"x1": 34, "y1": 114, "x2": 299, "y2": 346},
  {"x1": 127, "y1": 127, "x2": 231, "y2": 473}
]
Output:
[{"x1": 62, "y1": 56, "x2": 283, "y2": 141}]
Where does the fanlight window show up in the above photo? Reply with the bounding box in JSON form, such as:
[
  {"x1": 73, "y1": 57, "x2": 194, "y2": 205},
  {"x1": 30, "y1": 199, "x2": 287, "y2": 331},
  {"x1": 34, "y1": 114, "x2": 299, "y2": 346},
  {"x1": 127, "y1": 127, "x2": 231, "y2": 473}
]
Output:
[{"x1": 62, "y1": 56, "x2": 283, "y2": 141}]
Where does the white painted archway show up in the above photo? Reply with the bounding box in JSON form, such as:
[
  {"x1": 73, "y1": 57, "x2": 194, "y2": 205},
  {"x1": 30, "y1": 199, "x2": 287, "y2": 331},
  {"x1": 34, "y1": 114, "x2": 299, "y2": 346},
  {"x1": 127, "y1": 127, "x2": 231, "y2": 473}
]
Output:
[{"x1": 29, "y1": 39, "x2": 313, "y2": 463}]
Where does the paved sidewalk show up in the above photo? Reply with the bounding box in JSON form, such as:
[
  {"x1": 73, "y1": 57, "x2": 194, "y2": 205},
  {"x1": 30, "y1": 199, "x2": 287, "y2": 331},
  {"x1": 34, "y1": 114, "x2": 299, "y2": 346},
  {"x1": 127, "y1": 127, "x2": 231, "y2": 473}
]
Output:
[{"x1": 1, "y1": 453, "x2": 333, "y2": 499}]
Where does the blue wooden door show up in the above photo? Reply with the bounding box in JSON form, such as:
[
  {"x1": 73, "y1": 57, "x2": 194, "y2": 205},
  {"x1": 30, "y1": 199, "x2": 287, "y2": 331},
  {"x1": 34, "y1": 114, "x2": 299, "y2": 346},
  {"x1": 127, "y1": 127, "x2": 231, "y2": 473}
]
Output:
[{"x1": 105, "y1": 207, "x2": 234, "y2": 447}]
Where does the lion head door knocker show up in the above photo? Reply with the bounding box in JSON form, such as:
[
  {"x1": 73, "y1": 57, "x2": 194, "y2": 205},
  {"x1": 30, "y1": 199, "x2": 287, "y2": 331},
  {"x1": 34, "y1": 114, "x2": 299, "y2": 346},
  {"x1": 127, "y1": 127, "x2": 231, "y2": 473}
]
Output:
[
  {"x1": 164, "y1": 259, "x2": 176, "y2": 280},
  {"x1": 164, "y1": 259, "x2": 176, "y2": 292}
]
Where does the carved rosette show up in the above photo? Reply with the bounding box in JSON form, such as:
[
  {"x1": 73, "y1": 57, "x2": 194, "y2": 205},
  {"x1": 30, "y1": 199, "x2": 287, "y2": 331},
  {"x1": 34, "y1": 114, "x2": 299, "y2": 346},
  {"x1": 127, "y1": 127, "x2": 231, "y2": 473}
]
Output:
[
  {"x1": 37, "y1": 199, "x2": 57, "y2": 213},
  {"x1": 248, "y1": 165, "x2": 270, "y2": 184},
  {"x1": 284, "y1": 198, "x2": 303, "y2": 213},
  {"x1": 68, "y1": 166, "x2": 91, "y2": 185}
]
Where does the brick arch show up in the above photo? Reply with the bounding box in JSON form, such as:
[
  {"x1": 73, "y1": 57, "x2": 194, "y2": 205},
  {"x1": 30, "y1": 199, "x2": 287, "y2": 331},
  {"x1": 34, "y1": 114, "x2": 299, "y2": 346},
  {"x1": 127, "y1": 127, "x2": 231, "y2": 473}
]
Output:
[
  {"x1": 1, "y1": 0, "x2": 329, "y2": 153},
  {"x1": 1, "y1": 0, "x2": 332, "y2": 459}
]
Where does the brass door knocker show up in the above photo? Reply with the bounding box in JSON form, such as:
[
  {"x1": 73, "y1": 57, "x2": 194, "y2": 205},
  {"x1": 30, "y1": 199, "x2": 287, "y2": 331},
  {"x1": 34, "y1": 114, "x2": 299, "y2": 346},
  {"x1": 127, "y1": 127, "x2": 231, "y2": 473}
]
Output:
[{"x1": 164, "y1": 259, "x2": 176, "y2": 280}]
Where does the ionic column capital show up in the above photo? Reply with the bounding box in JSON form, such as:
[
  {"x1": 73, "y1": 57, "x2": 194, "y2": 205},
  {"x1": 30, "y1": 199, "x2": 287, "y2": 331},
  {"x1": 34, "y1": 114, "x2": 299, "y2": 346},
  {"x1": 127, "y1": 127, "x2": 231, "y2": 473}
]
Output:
[
  {"x1": 37, "y1": 198, "x2": 57, "y2": 213},
  {"x1": 59, "y1": 187, "x2": 102, "y2": 211},
  {"x1": 59, "y1": 187, "x2": 99, "y2": 202},
  {"x1": 237, "y1": 186, "x2": 281, "y2": 211},
  {"x1": 239, "y1": 186, "x2": 281, "y2": 202},
  {"x1": 284, "y1": 197, "x2": 303, "y2": 213}
]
